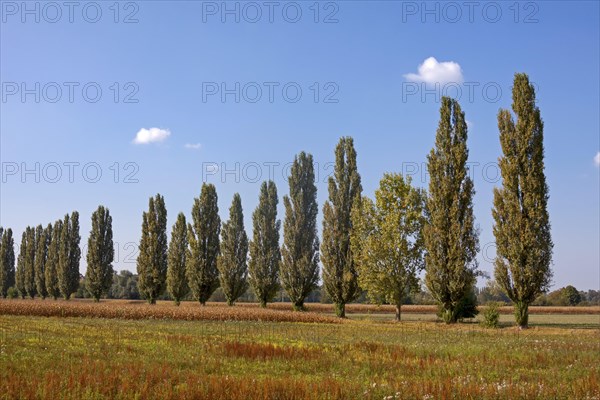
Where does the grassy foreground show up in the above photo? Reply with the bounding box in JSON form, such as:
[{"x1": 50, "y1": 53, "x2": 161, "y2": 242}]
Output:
[{"x1": 1, "y1": 302, "x2": 599, "y2": 399}]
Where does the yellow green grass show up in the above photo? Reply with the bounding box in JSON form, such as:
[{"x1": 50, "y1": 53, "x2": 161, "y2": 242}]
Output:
[{"x1": 1, "y1": 309, "x2": 599, "y2": 399}]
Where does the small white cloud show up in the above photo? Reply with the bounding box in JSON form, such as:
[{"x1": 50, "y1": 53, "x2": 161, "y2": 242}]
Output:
[
  {"x1": 594, "y1": 151, "x2": 600, "y2": 167},
  {"x1": 184, "y1": 143, "x2": 202, "y2": 150},
  {"x1": 404, "y1": 57, "x2": 464, "y2": 85},
  {"x1": 466, "y1": 120, "x2": 474, "y2": 130},
  {"x1": 132, "y1": 127, "x2": 171, "y2": 144}
]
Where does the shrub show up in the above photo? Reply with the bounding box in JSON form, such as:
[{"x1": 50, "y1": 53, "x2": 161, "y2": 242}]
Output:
[
  {"x1": 481, "y1": 302, "x2": 500, "y2": 328},
  {"x1": 7, "y1": 286, "x2": 18, "y2": 299}
]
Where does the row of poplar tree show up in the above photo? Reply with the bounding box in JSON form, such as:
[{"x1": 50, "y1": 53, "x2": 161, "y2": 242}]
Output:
[
  {"x1": 0, "y1": 212, "x2": 82, "y2": 301},
  {"x1": 0, "y1": 74, "x2": 551, "y2": 328}
]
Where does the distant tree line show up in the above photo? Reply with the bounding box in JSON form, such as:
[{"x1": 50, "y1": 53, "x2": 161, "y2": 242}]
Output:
[
  {"x1": 1, "y1": 74, "x2": 569, "y2": 328},
  {"x1": 65, "y1": 273, "x2": 599, "y2": 309}
]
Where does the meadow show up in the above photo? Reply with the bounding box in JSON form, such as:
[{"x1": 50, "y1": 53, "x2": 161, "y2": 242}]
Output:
[{"x1": 1, "y1": 299, "x2": 599, "y2": 399}]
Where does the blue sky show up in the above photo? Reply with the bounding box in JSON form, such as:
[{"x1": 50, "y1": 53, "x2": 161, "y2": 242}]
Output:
[{"x1": 1, "y1": 1, "x2": 599, "y2": 290}]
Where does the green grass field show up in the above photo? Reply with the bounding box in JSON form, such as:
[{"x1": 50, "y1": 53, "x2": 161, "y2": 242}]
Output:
[{"x1": 1, "y1": 304, "x2": 599, "y2": 399}]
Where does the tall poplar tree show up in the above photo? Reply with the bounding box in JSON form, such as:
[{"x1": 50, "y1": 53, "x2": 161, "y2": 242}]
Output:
[
  {"x1": 85, "y1": 206, "x2": 115, "y2": 302},
  {"x1": 137, "y1": 194, "x2": 168, "y2": 304},
  {"x1": 281, "y1": 152, "x2": 320, "y2": 311},
  {"x1": 186, "y1": 184, "x2": 221, "y2": 305},
  {"x1": 0, "y1": 228, "x2": 16, "y2": 298},
  {"x1": 493, "y1": 73, "x2": 553, "y2": 329},
  {"x1": 218, "y1": 193, "x2": 249, "y2": 306},
  {"x1": 24, "y1": 226, "x2": 37, "y2": 298},
  {"x1": 321, "y1": 137, "x2": 363, "y2": 318},
  {"x1": 424, "y1": 97, "x2": 480, "y2": 323},
  {"x1": 16, "y1": 231, "x2": 27, "y2": 298},
  {"x1": 34, "y1": 224, "x2": 51, "y2": 299},
  {"x1": 58, "y1": 212, "x2": 82, "y2": 300},
  {"x1": 167, "y1": 212, "x2": 189, "y2": 305},
  {"x1": 248, "y1": 181, "x2": 281, "y2": 308},
  {"x1": 45, "y1": 220, "x2": 62, "y2": 300}
]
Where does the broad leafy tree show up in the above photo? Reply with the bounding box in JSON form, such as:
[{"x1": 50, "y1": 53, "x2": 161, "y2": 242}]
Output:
[{"x1": 351, "y1": 174, "x2": 425, "y2": 321}]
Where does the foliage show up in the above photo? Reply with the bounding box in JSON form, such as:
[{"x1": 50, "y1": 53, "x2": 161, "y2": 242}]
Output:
[
  {"x1": 281, "y1": 152, "x2": 320, "y2": 311},
  {"x1": 0, "y1": 227, "x2": 16, "y2": 298},
  {"x1": 481, "y1": 302, "x2": 501, "y2": 328},
  {"x1": 15, "y1": 231, "x2": 26, "y2": 298},
  {"x1": 187, "y1": 184, "x2": 221, "y2": 305},
  {"x1": 424, "y1": 97, "x2": 480, "y2": 324},
  {"x1": 351, "y1": 173, "x2": 425, "y2": 321},
  {"x1": 493, "y1": 73, "x2": 553, "y2": 329},
  {"x1": 476, "y1": 280, "x2": 510, "y2": 304},
  {"x1": 108, "y1": 270, "x2": 140, "y2": 299},
  {"x1": 248, "y1": 181, "x2": 281, "y2": 308},
  {"x1": 217, "y1": 194, "x2": 249, "y2": 306},
  {"x1": 167, "y1": 213, "x2": 189, "y2": 305},
  {"x1": 58, "y1": 212, "x2": 82, "y2": 300},
  {"x1": 321, "y1": 137, "x2": 363, "y2": 318},
  {"x1": 137, "y1": 194, "x2": 168, "y2": 304},
  {"x1": 34, "y1": 224, "x2": 51, "y2": 299},
  {"x1": 85, "y1": 206, "x2": 115, "y2": 301},
  {"x1": 535, "y1": 285, "x2": 583, "y2": 306},
  {"x1": 24, "y1": 226, "x2": 37, "y2": 298},
  {"x1": 45, "y1": 220, "x2": 62, "y2": 300}
]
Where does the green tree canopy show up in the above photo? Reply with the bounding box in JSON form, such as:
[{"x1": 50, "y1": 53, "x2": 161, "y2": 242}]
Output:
[
  {"x1": 424, "y1": 97, "x2": 480, "y2": 323},
  {"x1": 85, "y1": 206, "x2": 115, "y2": 302},
  {"x1": 281, "y1": 152, "x2": 320, "y2": 311},
  {"x1": 321, "y1": 137, "x2": 363, "y2": 318},
  {"x1": 248, "y1": 181, "x2": 281, "y2": 308},
  {"x1": 187, "y1": 184, "x2": 221, "y2": 305},
  {"x1": 351, "y1": 173, "x2": 425, "y2": 321},
  {"x1": 167, "y1": 212, "x2": 189, "y2": 305},
  {"x1": 493, "y1": 73, "x2": 553, "y2": 329},
  {"x1": 137, "y1": 194, "x2": 168, "y2": 304},
  {"x1": 218, "y1": 193, "x2": 249, "y2": 306}
]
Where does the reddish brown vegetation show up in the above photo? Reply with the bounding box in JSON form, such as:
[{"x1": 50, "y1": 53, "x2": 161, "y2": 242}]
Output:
[
  {"x1": 2, "y1": 362, "x2": 356, "y2": 400},
  {"x1": 220, "y1": 340, "x2": 318, "y2": 360},
  {"x1": 0, "y1": 299, "x2": 341, "y2": 323}
]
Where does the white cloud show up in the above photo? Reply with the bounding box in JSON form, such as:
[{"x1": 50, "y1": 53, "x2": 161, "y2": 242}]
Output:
[
  {"x1": 404, "y1": 57, "x2": 464, "y2": 85},
  {"x1": 594, "y1": 152, "x2": 600, "y2": 167},
  {"x1": 132, "y1": 127, "x2": 171, "y2": 144},
  {"x1": 184, "y1": 143, "x2": 202, "y2": 150},
  {"x1": 466, "y1": 120, "x2": 474, "y2": 130}
]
